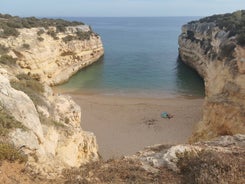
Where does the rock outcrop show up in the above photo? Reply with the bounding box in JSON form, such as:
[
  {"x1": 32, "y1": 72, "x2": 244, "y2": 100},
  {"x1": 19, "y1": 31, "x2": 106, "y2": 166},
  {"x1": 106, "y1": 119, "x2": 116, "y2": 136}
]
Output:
[
  {"x1": 61, "y1": 135, "x2": 244, "y2": 184},
  {"x1": 0, "y1": 25, "x2": 104, "y2": 85},
  {"x1": 0, "y1": 16, "x2": 102, "y2": 178},
  {"x1": 178, "y1": 11, "x2": 245, "y2": 142},
  {"x1": 0, "y1": 68, "x2": 99, "y2": 178}
]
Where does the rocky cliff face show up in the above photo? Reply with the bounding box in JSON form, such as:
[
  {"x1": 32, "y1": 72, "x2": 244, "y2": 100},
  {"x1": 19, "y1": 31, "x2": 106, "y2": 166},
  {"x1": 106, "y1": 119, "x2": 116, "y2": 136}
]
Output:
[
  {"x1": 178, "y1": 11, "x2": 245, "y2": 142},
  {"x1": 0, "y1": 25, "x2": 104, "y2": 85},
  {"x1": 0, "y1": 17, "x2": 103, "y2": 178},
  {"x1": 0, "y1": 67, "x2": 99, "y2": 178}
]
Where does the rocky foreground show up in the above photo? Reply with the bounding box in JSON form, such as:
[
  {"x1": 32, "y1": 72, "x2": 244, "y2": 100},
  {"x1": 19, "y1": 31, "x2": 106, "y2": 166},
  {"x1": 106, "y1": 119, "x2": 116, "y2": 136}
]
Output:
[{"x1": 1, "y1": 135, "x2": 244, "y2": 183}]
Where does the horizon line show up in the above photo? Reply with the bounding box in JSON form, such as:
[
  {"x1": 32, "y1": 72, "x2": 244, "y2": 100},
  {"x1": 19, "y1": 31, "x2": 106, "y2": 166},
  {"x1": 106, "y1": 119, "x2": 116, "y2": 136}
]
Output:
[{"x1": 39, "y1": 15, "x2": 204, "y2": 18}]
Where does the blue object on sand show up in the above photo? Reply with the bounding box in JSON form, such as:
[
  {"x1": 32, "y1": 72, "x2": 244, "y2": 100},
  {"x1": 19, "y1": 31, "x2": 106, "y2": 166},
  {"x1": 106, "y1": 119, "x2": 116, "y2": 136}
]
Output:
[{"x1": 161, "y1": 112, "x2": 168, "y2": 118}]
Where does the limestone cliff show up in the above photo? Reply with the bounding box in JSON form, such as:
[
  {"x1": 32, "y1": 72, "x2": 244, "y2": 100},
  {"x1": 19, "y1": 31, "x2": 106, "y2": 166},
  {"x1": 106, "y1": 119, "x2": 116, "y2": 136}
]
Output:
[
  {"x1": 0, "y1": 15, "x2": 102, "y2": 178},
  {"x1": 0, "y1": 26, "x2": 104, "y2": 85},
  {"x1": 0, "y1": 68, "x2": 99, "y2": 178},
  {"x1": 178, "y1": 10, "x2": 245, "y2": 141}
]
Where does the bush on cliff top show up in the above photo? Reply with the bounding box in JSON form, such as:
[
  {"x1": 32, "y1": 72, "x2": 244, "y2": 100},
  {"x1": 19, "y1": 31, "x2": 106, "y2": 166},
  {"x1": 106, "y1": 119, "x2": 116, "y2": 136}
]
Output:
[
  {"x1": 0, "y1": 13, "x2": 85, "y2": 38},
  {"x1": 190, "y1": 10, "x2": 245, "y2": 46},
  {"x1": 62, "y1": 30, "x2": 92, "y2": 43}
]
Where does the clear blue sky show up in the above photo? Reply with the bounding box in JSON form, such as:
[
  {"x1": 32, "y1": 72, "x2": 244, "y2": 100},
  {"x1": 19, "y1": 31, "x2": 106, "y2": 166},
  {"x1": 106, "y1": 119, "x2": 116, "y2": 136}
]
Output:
[{"x1": 0, "y1": 0, "x2": 244, "y2": 17}]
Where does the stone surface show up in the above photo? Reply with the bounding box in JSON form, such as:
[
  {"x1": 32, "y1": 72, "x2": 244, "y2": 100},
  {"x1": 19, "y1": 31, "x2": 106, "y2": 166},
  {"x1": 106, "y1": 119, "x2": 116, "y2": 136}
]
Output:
[
  {"x1": 131, "y1": 134, "x2": 245, "y2": 173},
  {"x1": 178, "y1": 19, "x2": 245, "y2": 142},
  {"x1": 0, "y1": 26, "x2": 104, "y2": 85},
  {"x1": 0, "y1": 73, "x2": 44, "y2": 142},
  {"x1": 0, "y1": 23, "x2": 103, "y2": 177},
  {"x1": 0, "y1": 69, "x2": 99, "y2": 178}
]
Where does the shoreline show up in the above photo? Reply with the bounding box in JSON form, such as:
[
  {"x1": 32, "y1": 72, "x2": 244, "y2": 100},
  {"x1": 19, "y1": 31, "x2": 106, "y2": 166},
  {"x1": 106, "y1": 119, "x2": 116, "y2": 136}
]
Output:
[
  {"x1": 53, "y1": 86, "x2": 204, "y2": 100},
  {"x1": 64, "y1": 92, "x2": 204, "y2": 160}
]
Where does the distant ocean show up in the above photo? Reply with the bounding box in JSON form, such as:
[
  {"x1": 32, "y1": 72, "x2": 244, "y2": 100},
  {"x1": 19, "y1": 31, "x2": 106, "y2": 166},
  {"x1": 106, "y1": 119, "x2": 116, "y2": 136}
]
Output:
[{"x1": 56, "y1": 17, "x2": 205, "y2": 98}]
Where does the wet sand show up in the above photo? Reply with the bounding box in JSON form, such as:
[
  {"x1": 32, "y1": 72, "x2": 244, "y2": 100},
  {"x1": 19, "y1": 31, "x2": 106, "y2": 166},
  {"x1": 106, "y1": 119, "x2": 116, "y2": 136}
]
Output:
[{"x1": 69, "y1": 93, "x2": 204, "y2": 160}]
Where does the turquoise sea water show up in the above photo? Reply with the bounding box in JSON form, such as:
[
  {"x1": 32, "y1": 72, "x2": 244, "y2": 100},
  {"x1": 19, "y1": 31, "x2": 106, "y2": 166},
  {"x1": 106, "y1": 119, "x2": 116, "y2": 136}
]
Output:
[{"x1": 57, "y1": 17, "x2": 205, "y2": 97}]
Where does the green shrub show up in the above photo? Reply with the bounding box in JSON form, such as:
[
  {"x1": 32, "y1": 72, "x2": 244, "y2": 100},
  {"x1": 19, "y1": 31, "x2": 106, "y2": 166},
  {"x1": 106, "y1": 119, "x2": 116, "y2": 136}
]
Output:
[
  {"x1": 62, "y1": 35, "x2": 75, "y2": 43},
  {"x1": 39, "y1": 115, "x2": 65, "y2": 128},
  {"x1": 0, "y1": 26, "x2": 19, "y2": 37},
  {"x1": 22, "y1": 43, "x2": 30, "y2": 50},
  {"x1": 0, "y1": 55, "x2": 17, "y2": 65},
  {"x1": 6, "y1": 19, "x2": 23, "y2": 28},
  {"x1": 0, "y1": 110, "x2": 27, "y2": 136},
  {"x1": 10, "y1": 73, "x2": 45, "y2": 107},
  {"x1": 37, "y1": 29, "x2": 45, "y2": 36},
  {"x1": 60, "y1": 51, "x2": 75, "y2": 56},
  {"x1": 0, "y1": 44, "x2": 9, "y2": 55},
  {"x1": 56, "y1": 25, "x2": 66, "y2": 33},
  {"x1": 0, "y1": 142, "x2": 27, "y2": 163},
  {"x1": 37, "y1": 36, "x2": 44, "y2": 42},
  {"x1": 192, "y1": 10, "x2": 245, "y2": 46},
  {"x1": 76, "y1": 31, "x2": 92, "y2": 41},
  {"x1": 47, "y1": 31, "x2": 59, "y2": 40},
  {"x1": 62, "y1": 31, "x2": 92, "y2": 43},
  {"x1": 0, "y1": 13, "x2": 85, "y2": 38},
  {"x1": 15, "y1": 73, "x2": 44, "y2": 93},
  {"x1": 220, "y1": 42, "x2": 236, "y2": 59},
  {"x1": 237, "y1": 32, "x2": 245, "y2": 46}
]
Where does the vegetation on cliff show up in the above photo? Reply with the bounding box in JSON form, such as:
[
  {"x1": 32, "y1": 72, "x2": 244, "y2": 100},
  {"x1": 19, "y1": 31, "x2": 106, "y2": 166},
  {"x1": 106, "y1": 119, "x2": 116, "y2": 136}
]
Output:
[
  {"x1": 0, "y1": 109, "x2": 27, "y2": 137},
  {"x1": 0, "y1": 110, "x2": 28, "y2": 163},
  {"x1": 179, "y1": 11, "x2": 245, "y2": 142},
  {"x1": 0, "y1": 142, "x2": 27, "y2": 162},
  {"x1": 189, "y1": 10, "x2": 245, "y2": 46},
  {"x1": 0, "y1": 13, "x2": 91, "y2": 39},
  {"x1": 10, "y1": 73, "x2": 45, "y2": 107}
]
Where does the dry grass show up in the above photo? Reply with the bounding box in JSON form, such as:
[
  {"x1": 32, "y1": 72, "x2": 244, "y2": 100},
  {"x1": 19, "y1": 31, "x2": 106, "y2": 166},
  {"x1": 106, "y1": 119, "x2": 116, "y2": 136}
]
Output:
[
  {"x1": 0, "y1": 109, "x2": 27, "y2": 137},
  {"x1": 190, "y1": 101, "x2": 245, "y2": 143},
  {"x1": 177, "y1": 150, "x2": 245, "y2": 184},
  {"x1": 0, "y1": 55, "x2": 17, "y2": 65},
  {"x1": 10, "y1": 73, "x2": 46, "y2": 107},
  {"x1": 0, "y1": 142, "x2": 27, "y2": 163},
  {"x1": 60, "y1": 51, "x2": 75, "y2": 57},
  {"x1": 62, "y1": 158, "x2": 182, "y2": 184},
  {"x1": 39, "y1": 115, "x2": 66, "y2": 129},
  {"x1": 0, "y1": 44, "x2": 9, "y2": 55}
]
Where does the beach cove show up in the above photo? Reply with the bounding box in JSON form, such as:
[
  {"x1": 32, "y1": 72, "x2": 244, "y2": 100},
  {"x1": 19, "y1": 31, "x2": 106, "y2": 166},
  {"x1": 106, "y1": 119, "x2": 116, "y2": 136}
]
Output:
[
  {"x1": 64, "y1": 92, "x2": 204, "y2": 159},
  {"x1": 54, "y1": 17, "x2": 206, "y2": 159}
]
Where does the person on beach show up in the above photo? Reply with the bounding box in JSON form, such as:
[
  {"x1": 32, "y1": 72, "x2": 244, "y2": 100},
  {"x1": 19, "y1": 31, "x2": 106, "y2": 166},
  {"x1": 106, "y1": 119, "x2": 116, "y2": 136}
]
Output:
[{"x1": 161, "y1": 112, "x2": 174, "y2": 119}]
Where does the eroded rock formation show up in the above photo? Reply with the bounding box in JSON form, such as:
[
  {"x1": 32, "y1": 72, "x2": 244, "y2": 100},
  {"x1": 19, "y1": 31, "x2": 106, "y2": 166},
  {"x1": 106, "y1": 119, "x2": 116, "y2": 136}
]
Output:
[
  {"x1": 0, "y1": 16, "x2": 102, "y2": 178},
  {"x1": 0, "y1": 26, "x2": 104, "y2": 85},
  {"x1": 0, "y1": 68, "x2": 99, "y2": 178},
  {"x1": 178, "y1": 11, "x2": 245, "y2": 142}
]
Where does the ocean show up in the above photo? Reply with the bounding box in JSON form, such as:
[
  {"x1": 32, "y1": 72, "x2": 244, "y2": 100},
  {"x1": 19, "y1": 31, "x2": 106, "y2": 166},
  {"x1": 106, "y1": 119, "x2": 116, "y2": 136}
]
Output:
[{"x1": 57, "y1": 17, "x2": 205, "y2": 98}]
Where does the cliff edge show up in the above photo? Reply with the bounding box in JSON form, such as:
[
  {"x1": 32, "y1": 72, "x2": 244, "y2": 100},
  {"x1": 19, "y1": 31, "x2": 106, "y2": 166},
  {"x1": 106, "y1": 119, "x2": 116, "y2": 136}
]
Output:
[
  {"x1": 0, "y1": 15, "x2": 104, "y2": 85},
  {"x1": 0, "y1": 15, "x2": 102, "y2": 178},
  {"x1": 178, "y1": 10, "x2": 245, "y2": 142}
]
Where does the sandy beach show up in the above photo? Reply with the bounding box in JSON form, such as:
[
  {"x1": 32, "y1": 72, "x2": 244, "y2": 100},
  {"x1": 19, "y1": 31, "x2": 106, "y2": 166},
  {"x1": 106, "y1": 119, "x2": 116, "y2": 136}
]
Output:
[{"x1": 67, "y1": 93, "x2": 204, "y2": 160}]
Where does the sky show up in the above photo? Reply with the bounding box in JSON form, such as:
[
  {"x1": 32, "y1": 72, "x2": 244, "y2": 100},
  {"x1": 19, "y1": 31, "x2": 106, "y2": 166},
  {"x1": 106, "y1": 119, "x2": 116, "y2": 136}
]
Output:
[{"x1": 0, "y1": 0, "x2": 244, "y2": 17}]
